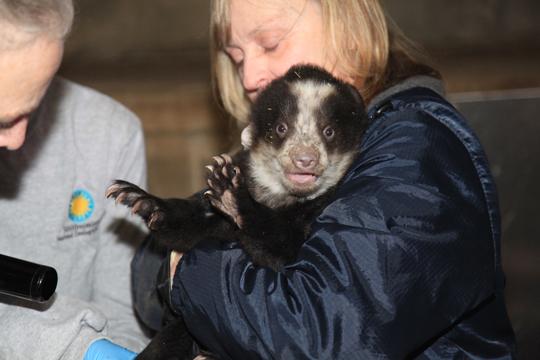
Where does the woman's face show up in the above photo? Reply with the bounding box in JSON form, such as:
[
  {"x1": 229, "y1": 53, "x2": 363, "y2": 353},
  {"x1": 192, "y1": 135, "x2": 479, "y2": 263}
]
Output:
[{"x1": 227, "y1": 0, "x2": 343, "y2": 101}]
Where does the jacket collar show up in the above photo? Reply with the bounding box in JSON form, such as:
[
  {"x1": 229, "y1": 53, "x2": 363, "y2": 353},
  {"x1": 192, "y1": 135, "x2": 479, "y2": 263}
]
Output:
[{"x1": 368, "y1": 75, "x2": 446, "y2": 112}]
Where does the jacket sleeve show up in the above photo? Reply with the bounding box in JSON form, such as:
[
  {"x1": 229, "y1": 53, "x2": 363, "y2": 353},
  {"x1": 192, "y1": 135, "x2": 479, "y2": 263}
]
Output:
[{"x1": 170, "y1": 108, "x2": 497, "y2": 359}]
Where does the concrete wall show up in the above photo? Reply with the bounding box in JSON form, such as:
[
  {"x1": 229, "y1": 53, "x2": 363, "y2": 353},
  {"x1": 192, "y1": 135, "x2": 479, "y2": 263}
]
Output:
[
  {"x1": 385, "y1": 0, "x2": 540, "y2": 51},
  {"x1": 65, "y1": 0, "x2": 540, "y2": 63},
  {"x1": 66, "y1": 0, "x2": 210, "y2": 62}
]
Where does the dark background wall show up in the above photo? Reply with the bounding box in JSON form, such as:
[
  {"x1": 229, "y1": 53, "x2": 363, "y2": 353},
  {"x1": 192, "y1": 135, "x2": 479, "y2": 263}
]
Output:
[
  {"x1": 58, "y1": 1, "x2": 540, "y2": 358},
  {"x1": 64, "y1": 0, "x2": 540, "y2": 61}
]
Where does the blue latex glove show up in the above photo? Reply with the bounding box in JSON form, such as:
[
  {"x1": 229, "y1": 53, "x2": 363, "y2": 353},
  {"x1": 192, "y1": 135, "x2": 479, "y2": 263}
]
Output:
[{"x1": 83, "y1": 339, "x2": 137, "y2": 360}]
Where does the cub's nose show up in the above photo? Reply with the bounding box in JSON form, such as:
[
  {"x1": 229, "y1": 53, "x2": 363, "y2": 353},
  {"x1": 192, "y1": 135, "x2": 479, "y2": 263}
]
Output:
[{"x1": 291, "y1": 147, "x2": 319, "y2": 170}]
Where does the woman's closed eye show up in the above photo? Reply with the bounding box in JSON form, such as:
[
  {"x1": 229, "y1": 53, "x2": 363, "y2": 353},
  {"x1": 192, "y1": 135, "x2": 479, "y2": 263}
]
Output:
[
  {"x1": 258, "y1": 33, "x2": 283, "y2": 54},
  {"x1": 261, "y1": 39, "x2": 280, "y2": 53}
]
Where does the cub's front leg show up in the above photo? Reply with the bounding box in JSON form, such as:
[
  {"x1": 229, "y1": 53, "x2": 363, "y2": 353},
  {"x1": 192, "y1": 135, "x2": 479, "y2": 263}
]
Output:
[
  {"x1": 106, "y1": 180, "x2": 227, "y2": 252},
  {"x1": 204, "y1": 154, "x2": 246, "y2": 228}
]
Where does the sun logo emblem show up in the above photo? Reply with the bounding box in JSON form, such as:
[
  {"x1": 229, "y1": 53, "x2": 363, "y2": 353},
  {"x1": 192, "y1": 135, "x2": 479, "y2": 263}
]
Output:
[{"x1": 68, "y1": 189, "x2": 95, "y2": 223}]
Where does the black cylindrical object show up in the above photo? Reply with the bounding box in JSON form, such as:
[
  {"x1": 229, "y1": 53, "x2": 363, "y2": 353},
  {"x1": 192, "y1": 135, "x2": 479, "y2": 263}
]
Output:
[{"x1": 0, "y1": 254, "x2": 58, "y2": 302}]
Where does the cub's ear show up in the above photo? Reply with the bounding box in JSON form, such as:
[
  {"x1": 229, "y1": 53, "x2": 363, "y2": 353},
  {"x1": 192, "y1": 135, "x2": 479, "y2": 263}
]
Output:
[
  {"x1": 241, "y1": 123, "x2": 254, "y2": 149},
  {"x1": 346, "y1": 83, "x2": 365, "y2": 109}
]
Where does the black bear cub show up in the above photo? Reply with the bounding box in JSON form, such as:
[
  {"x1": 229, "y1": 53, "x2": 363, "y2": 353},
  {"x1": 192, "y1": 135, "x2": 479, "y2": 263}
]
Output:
[{"x1": 107, "y1": 64, "x2": 368, "y2": 359}]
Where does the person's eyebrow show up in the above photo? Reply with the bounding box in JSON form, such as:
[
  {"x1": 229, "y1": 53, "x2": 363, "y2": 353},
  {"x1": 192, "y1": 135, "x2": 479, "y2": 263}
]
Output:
[
  {"x1": 226, "y1": 3, "x2": 306, "y2": 48},
  {"x1": 226, "y1": 16, "x2": 289, "y2": 48},
  {"x1": 248, "y1": 18, "x2": 289, "y2": 38},
  {"x1": 247, "y1": 6, "x2": 305, "y2": 42}
]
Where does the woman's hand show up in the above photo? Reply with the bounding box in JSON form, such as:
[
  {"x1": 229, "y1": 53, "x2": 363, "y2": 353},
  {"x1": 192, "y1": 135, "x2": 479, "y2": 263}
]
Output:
[{"x1": 170, "y1": 251, "x2": 183, "y2": 281}]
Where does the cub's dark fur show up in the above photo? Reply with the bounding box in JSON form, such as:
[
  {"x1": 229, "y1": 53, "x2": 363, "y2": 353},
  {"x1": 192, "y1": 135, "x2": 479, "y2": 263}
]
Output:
[{"x1": 107, "y1": 65, "x2": 368, "y2": 360}]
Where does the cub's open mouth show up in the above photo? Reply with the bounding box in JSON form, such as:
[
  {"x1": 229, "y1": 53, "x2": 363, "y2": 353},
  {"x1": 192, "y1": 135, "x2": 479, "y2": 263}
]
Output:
[{"x1": 286, "y1": 172, "x2": 318, "y2": 185}]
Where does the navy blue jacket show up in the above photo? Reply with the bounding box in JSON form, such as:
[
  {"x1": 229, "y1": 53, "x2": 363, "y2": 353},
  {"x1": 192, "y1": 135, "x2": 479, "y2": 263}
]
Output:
[{"x1": 169, "y1": 81, "x2": 516, "y2": 359}]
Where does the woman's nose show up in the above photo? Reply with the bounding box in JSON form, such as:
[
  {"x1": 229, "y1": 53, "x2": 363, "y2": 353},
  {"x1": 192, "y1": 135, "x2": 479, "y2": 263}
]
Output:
[{"x1": 241, "y1": 56, "x2": 270, "y2": 100}]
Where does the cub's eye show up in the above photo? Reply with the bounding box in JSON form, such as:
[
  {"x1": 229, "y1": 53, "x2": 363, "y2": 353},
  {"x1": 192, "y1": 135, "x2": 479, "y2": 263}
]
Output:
[
  {"x1": 323, "y1": 126, "x2": 335, "y2": 140},
  {"x1": 275, "y1": 122, "x2": 288, "y2": 137}
]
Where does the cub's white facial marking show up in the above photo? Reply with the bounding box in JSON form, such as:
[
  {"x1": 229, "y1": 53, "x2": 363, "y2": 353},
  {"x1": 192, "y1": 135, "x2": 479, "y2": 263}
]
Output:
[
  {"x1": 309, "y1": 151, "x2": 355, "y2": 199},
  {"x1": 291, "y1": 80, "x2": 335, "y2": 143},
  {"x1": 249, "y1": 142, "x2": 292, "y2": 207},
  {"x1": 278, "y1": 81, "x2": 335, "y2": 191}
]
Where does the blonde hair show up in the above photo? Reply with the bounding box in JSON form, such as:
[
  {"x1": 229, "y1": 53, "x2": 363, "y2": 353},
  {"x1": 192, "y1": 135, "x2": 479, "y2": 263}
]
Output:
[{"x1": 210, "y1": 0, "x2": 439, "y2": 125}]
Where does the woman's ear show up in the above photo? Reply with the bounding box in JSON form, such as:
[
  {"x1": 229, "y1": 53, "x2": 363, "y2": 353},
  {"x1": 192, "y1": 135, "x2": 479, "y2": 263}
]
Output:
[{"x1": 241, "y1": 123, "x2": 254, "y2": 149}]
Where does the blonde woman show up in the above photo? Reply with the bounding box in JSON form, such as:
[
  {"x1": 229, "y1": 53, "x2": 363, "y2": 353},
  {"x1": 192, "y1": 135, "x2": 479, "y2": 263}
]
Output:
[{"x1": 135, "y1": 0, "x2": 516, "y2": 358}]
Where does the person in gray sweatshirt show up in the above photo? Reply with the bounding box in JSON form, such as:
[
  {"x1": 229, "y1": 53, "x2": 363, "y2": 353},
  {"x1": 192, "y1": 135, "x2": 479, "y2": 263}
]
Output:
[{"x1": 0, "y1": 1, "x2": 150, "y2": 358}]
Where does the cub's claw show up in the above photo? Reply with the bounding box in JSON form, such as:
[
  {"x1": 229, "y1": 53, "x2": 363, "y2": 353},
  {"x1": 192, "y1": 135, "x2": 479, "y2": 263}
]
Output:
[
  {"x1": 204, "y1": 154, "x2": 243, "y2": 227},
  {"x1": 106, "y1": 180, "x2": 166, "y2": 230}
]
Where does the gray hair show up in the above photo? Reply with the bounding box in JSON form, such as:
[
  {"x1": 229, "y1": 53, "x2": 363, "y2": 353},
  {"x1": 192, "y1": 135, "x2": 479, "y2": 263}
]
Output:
[{"x1": 0, "y1": 0, "x2": 74, "y2": 39}]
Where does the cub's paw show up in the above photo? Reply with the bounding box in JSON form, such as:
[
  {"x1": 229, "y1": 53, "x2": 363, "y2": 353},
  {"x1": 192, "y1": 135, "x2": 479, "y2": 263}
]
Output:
[
  {"x1": 204, "y1": 154, "x2": 244, "y2": 227},
  {"x1": 106, "y1": 180, "x2": 166, "y2": 230}
]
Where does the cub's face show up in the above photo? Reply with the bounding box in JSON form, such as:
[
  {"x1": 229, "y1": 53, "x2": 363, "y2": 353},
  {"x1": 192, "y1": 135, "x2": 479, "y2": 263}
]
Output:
[{"x1": 245, "y1": 65, "x2": 367, "y2": 207}]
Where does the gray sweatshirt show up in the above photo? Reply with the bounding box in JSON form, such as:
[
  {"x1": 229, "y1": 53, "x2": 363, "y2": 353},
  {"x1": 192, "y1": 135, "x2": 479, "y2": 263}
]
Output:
[{"x1": 0, "y1": 78, "x2": 149, "y2": 359}]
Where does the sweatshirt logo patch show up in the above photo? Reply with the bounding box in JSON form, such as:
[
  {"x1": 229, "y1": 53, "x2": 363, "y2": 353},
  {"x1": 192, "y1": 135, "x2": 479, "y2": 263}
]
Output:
[{"x1": 68, "y1": 189, "x2": 95, "y2": 223}]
